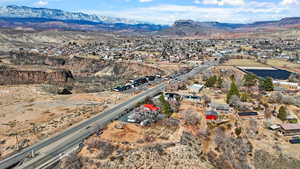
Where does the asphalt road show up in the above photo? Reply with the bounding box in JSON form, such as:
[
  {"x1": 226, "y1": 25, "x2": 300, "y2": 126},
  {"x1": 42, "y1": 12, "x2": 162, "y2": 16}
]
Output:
[{"x1": 0, "y1": 64, "x2": 212, "y2": 169}]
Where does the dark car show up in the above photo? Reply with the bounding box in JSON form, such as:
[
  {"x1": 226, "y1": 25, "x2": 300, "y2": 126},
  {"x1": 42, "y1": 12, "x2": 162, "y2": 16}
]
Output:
[
  {"x1": 134, "y1": 78, "x2": 148, "y2": 84},
  {"x1": 289, "y1": 137, "x2": 300, "y2": 144},
  {"x1": 146, "y1": 76, "x2": 156, "y2": 81}
]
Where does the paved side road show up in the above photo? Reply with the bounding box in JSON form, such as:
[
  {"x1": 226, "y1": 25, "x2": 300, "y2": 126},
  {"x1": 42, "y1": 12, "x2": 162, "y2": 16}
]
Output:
[{"x1": 0, "y1": 64, "x2": 212, "y2": 169}]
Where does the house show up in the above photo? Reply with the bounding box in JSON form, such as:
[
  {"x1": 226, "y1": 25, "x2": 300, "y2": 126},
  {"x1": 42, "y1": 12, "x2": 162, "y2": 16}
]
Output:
[
  {"x1": 210, "y1": 103, "x2": 231, "y2": 113},
  {"x1": 188, "y1": 84, "x2": 204, "y2": 93},
  {"x1": 164, "y1": 93, "x2": 182, "y2": 100},
  {"x1": 238, "y1": 112, "x2": 263, "y2": 119},
  {"x1": 144, "y1": 104, "x2": 160, "y2": 111},
  {"x1": 279, "y1": 123, "x2": 300, "y2": 136},
  {"x1": 269, "y1": 124, "x2": 281, "y2": 130},
  {"x1": 273, "y1": 81, "x2": 300, "y2": 90},
  {"x1": 205, "y1": 110, "x2": 218, "y2": 120},
  {"x1": 127, "y1": 105, "x2": 161, "y2": 124},
  {"x1": 183, "y1": 95, "x2": 201, "y2": 101}
]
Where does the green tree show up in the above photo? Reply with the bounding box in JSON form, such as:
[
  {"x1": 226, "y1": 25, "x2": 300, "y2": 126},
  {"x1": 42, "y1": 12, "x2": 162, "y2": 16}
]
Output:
[
  {"x1": 159, "y1": 94, "x2": 172, "y2": 116},
  {"x1": 226, "y1": 81, "x2": 240, "y2": 103},
  {"x1": 205, "y1": 76, "x2": 217, "y2": 88},
  {"x1": 216, "y1": 76, "x2": 223, "y2": 88},
  {"x1": 278, "y1": 106, "x2": 288, "y2": 121},
  {"x1": 259, "y1": 77, "x2": 274, "y2": 91},
  {"x1": 235, "y1": 127, "x2": 242, "y2": 137},
  {"x1": 240, "y1": 92, "x2": 249, "y2": 102},
  {"x1": 243, "y1": 73, "x2": 257, "y2": 87},
  {"x1": 230, "y1": 74, "x2": 236, "y2": 81}
]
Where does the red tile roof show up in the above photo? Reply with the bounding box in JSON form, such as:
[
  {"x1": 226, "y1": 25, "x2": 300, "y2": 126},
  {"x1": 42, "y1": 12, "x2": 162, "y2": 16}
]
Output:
[{"x1": 144, "y1": 104, "x2": 160, "y2": 111}]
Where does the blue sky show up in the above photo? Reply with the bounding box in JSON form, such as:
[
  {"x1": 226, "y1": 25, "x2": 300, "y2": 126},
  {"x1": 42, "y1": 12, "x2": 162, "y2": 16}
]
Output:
[{"x1": 0, "y1": 0, "x2": 299, "y2": 24}]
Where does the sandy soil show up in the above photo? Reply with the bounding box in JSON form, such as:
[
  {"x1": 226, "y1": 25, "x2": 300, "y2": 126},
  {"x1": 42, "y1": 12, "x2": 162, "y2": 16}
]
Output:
[{"x1": 0, "y1": 84, "x2": 130, "y2": 158}]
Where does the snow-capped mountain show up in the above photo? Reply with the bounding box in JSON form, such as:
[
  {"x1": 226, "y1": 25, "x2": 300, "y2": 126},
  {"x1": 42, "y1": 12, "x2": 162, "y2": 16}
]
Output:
[
  {"x1": 98, "y1": 16, "x2": 148, "y2": 25},
  {"x1": 0, "y1": 5, "x2": 146, "y2": 25}
]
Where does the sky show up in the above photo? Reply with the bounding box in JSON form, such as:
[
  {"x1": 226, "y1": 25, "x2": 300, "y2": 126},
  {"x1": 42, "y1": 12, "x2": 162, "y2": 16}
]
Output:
[{"x1": 0, "y1": 0, "x2": 299, "y2": 25}]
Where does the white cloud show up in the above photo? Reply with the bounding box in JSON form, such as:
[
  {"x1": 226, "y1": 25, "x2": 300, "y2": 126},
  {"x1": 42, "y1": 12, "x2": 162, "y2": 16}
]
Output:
[
  {"x1": 139, "y1": 0, "x2": 152, "y2": 2},
  {"x1": 202, "y1": 0, "x2": 245, "y2": 6},
  {"x1": 281, "y1": 0, "x2": 298, "y2": 6},
  {"x1": 84, "y1": 1, "x2": 299, "y2": 25},
  {"x1": 193, "y1": 0, "x2": 201, "y2": 4},
  {"x1": 34, "y1": 0, "x2": 48, "y2": 7}
]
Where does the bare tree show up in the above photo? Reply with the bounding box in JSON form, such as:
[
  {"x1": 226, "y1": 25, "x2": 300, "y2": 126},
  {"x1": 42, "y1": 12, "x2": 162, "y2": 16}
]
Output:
[
  {"x1": 182, "y1": 110, "x2": 201, "y2": 125},
  {"x1": 268, "y1": 92, "x2": 283, "y2": 103}
]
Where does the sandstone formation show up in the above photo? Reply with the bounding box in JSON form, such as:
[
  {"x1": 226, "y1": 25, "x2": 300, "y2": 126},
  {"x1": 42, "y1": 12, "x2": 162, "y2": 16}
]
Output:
[{"x1": 0, "y1": 69, "x2": 73, "y2": 85}]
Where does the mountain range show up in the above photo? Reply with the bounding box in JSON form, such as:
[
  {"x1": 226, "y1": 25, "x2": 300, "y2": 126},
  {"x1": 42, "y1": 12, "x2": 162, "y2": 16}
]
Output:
[
  {"x1": 0, "y1": 5, "x2": 148, "y2": 25},
  {"x1": 0, "y1": 5, "x2": 300, "y2": 35},
  {"x1": 0, "y1": 5, "x2": 165, "y2": 32}
]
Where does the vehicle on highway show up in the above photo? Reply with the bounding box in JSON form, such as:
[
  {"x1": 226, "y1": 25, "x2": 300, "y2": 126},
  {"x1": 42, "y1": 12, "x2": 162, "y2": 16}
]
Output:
[{"x1": 113, "y1": 75, "x2": 161, "y2": 92}]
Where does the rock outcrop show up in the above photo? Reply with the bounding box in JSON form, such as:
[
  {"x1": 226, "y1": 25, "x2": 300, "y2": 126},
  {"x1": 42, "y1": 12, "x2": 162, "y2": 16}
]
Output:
[{"x1": 0, "y1": 69, "x2": 73, "y2": 85}]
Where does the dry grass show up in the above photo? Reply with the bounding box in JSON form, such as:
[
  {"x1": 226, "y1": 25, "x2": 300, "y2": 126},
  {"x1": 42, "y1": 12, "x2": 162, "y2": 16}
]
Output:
[
  {"x1": 267, "y1": 59, "x2": 300, "y2": 73},
  {"x1": 223, "y1": 59, "x2": 266, "y2": 67}
]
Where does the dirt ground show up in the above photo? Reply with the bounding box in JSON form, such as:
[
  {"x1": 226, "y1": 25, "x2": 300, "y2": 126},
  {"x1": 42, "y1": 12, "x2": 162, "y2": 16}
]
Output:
[
  {"x1": 223, "y1": 59, "x2": 267, "y2": 67},
  {"x1": 0, "y1": 84, "x2": 130, "y2": 159}
]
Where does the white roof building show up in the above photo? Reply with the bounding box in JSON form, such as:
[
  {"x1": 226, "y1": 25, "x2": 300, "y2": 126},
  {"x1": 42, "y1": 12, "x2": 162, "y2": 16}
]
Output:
[{"x1": 188, "y1": 84, "x2": 204, "y2": 93}]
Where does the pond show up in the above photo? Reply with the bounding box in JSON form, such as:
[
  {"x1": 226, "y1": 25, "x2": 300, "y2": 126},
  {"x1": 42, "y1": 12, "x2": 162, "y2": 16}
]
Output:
[{"x1": 240, "y1": 68, "x2": 293, "y2": 80}]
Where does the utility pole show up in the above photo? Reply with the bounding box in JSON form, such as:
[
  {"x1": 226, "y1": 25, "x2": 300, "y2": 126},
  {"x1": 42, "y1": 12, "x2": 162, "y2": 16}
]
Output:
[{"x1": 15, "y1": 133, "x2": 19, "y2": 151}]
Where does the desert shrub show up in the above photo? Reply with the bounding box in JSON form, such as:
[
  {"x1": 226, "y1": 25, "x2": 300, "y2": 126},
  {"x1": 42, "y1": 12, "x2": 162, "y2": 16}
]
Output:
[
  {"x1": 269, "y1": 92, "x2": 283, "y2": 103},
  {"x1": 144, "y1": 96, "x2": 154, "y2": 105},
  {"x1": 288, "y1": 73, "x2": 300, "y2": 83},
  {"x1": 203, "y1": 70, "x2": 214, "y2": 80},
  {"x1": 162, "y1": 118, "x2": 180, "y2": 128},
  {"x1": 278, "y1": 106, "x2": 288, "y2": 121},
  {"x1": 182, "y1": 110, "x2": 201, "y2": 125},
  {"x1": 235, "y1": 127, "x2": 242, "y2": 137},
  {"x1": 281, "y1": 96, "x2": 300, "y2": 106},
  {"x1": 86, "y1": 139, "x2": 115, "y2": 159},
  {"x1": 248, "y1": 119, "x2": 258, "y2": 135},
  {"x1": 58, "y1": 153, "x2": 81, "y2": 169},
  {"x1": 205, "y1": 75, "x2": 217, "y2": 87},
  {"x1": 229, "y1": 95, "x2": 241, "y2": 107},
  {"x1": 215, "y1": 127, "x2": 226, "y2": 145},
  {"x1": 269, "y1": 92, "x2": 300, "y2": 106},
  {"x1": 0, "y1": 65, "x2": 11, "y2": 70},
  {"x1": 203, "y1": 95, "x2": 211, "y2": 106}
]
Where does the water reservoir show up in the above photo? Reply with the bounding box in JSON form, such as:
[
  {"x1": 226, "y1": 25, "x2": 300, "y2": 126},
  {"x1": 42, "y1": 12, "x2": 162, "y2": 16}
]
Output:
[{"x1": 238, "y1": 67, "x2": 293, "y2": 80}]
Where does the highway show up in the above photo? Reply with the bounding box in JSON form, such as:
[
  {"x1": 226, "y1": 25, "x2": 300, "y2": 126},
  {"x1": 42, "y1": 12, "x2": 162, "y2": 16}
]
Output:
[{"x1": 0, "y1": 64, "x2": 212, "y2": 169}]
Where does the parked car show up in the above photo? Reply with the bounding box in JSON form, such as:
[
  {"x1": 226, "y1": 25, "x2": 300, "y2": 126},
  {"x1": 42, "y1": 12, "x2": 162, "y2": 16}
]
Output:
[{"x1": 289, "y1": 137, "x2": 300, "y2": 144}]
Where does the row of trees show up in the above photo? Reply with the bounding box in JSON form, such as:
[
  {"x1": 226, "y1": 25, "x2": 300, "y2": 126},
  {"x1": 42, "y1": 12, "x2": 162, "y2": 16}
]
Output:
[
  {"x1": 243, "y1": 73, "x2": 274, "y2": 91},
  {"x1": 226, "y1": 73, "x2": 274, "y2": 104},
  {"x1": 205, "y1": 73, "x2": 274, "y2": 92}
]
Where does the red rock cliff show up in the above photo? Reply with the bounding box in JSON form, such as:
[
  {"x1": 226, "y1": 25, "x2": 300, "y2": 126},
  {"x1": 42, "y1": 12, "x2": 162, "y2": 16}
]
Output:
[{"x1": 0, "y1": 69, "x2": 74, "y2": 85}]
